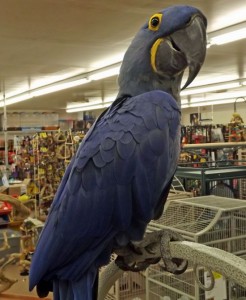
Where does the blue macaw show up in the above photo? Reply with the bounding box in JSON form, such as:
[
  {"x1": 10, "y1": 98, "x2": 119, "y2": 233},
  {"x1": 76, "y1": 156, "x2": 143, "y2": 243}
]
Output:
[{"x1": 29, "y1": 5, "x2": 207, "y2": 300}]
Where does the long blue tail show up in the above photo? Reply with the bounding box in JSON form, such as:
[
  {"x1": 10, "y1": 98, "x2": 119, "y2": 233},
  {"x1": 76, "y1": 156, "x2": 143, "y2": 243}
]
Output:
[{"x1": 37, "y1": 269, "x2": 98, "y2": 300}]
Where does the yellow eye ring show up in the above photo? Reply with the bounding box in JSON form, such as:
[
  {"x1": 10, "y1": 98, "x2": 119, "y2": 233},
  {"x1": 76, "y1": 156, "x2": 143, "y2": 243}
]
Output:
[{"x1": 148, "y1": 13, "x2": 163, "y2": 31}]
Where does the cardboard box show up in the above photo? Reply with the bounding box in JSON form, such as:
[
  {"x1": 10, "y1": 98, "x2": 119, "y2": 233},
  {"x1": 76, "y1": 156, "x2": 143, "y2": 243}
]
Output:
[
  {"x1": 8, "y1": 179, "x2": 30, "y2": 196},
  {"x1": 8, "y1": 183, "x2": 26, "y2": 196}
]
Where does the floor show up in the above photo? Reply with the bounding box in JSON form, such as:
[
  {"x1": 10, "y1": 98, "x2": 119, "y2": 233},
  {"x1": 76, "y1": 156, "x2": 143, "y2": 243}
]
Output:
[
  {"x1": 1, "y1": 265, "x2": 52, "y2": 300},
  {"x1": 1, "y1": 259, "x2": 146, "y2": 300}
]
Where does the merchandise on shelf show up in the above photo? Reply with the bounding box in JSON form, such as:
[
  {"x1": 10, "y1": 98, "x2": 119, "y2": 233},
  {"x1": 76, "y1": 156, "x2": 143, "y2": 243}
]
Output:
[
  {"x1": 228, "y1": 113, "x2": 246, "y2": 142},
  {"x1": 9, "y1": 130, "x2": 83, "y2": 217}
]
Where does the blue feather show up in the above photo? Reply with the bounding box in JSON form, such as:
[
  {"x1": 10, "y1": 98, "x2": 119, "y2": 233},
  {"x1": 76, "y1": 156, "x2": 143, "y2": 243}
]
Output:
[
  {"x1": 131, "y1": 124, "x2": 148, "y2": 143},
  {"x1": 99, "y1": 147, "x2": 115, "y2": 163},
  {"x1": 93, "y1": 151, "x2": 107, "y2": 168},
  {"x1": 116, "y1": 138, "x2": 136, "y2": 160},
  {"x1": 148, "y1": 128, "x2": 167, "y2": 156},
  {"x1": 155, "y1": 103, "x2": 173, "y2": 130},
  {"x1": 100, "y1": 161, "x2": 116, "y2": 186},
  {"x1": 113, "y1": 184, "x2": 132, "y2": 230},
  {"x1": 100, "y1": 137, "x2": 115, "y2": 151},
  {"x1": 114, "y1": 147, "x2": 136, "y2": 184},
  {"x1": 120, "y1": 132, "x2": 134, "y2": 144}
]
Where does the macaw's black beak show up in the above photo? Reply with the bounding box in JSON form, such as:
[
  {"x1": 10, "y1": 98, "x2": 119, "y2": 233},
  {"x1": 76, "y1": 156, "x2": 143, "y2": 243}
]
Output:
[{"x1": 170, "y1": 14, "x2": 207, "y2": 89}]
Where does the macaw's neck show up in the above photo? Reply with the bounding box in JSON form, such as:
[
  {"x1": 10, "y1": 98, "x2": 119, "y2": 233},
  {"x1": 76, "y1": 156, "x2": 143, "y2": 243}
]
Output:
[
  {"x1": 117, "y1": 49, "x2": 183, "y2": 106},
  {"x1": 117, "y1": 65, "x2": 183, "y2": 106}
]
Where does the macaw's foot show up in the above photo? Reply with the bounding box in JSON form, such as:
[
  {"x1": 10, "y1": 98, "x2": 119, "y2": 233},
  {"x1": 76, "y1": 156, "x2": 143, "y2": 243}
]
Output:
[{"x1": 114, "y1": 229, "x2": 187, "y2": 274}]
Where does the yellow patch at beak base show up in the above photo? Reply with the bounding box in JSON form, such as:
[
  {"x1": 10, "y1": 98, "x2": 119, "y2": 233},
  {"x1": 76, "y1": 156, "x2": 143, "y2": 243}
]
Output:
[{"x1": 150, "y1": 38, "x2": 164, "y2": 73}]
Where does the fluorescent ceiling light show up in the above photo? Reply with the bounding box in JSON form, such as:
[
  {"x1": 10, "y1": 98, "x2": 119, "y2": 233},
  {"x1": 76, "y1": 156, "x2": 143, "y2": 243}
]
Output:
[
  {"x1": 0, "y1": 94, "x2": 33, "y2": 107},
  {"x1": 31, "y1": 78, "x2": 90, "y2": 97},
  {"x1": 103, "y1": 96, "x2": 117, "y2": 103},
  {"x1": 89, "y1": 66, "x2": 120, "y2": 81},
  {"x1": 180, "y1": 81, "x2": 241, "y2": 96},
  {"x1": 188, "y1": 98, "x2": 244, "y2": 107},
  {"x1": 66, "y1": 96, "x2": 117, "y2": 113},
  {"x1": 182, "y1": 95, "x2": 246, "y2": 108},
  {"x1": 187, "y1": 89, "x2": 246, "y2": 104},
  {"x1": 181, "y1": 99, "x2": 188, "y2": 105},
  {"x1": 66, "y1": 103, "x2": 111, "y2": 113},
  {"x1": 188, "y1": 75, "x2": 239, "y2": 87},
  {"x1": 0, "y1": 78, "x2": 91, "y2": 107},
  {"x1": 208, "y1": 21, "x2": 246, "y2": 45},
  {"x1": 66, "y1": 100, "x2": 102, "y2": 109}
]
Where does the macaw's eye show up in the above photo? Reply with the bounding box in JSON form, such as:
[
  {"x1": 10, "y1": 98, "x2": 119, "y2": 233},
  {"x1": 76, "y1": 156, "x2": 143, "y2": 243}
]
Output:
[
  {"x1": 148, "y1": 13, "x2": 162, "y2": 31},
  {"x1": 151, "y1": 17, "x2": 160, "y2": 27}
]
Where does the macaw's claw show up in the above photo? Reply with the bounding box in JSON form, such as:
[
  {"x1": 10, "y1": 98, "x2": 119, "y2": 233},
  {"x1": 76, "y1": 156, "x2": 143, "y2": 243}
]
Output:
[
  {"x1": 115, "y1": 256, "x2": 160, "y2": 272},
  {"x1": 159, "y1": 229, "x2": 188, "y2": 275}
]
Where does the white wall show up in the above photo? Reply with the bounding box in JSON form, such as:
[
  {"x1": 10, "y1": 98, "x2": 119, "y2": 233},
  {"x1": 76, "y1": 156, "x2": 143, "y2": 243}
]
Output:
[
  {"x1": 58, "y1": 111, "x2": 78, "y2": 120},
  {"x1": 181, "y1": 101, "x2": 246, "y2": 126}
]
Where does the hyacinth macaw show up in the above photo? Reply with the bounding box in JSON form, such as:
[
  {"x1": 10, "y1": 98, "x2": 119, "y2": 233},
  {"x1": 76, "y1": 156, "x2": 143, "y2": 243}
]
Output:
[{"x1": 29, "y1": 5, "x2": 207, "y2": 300}]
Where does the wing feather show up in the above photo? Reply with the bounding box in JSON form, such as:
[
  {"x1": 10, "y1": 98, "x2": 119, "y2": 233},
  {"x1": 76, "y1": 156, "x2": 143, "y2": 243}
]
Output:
[
  {"x1": 148, "y1": 128, "x2": 167, "y2": 156},
  {"x1": 116, "y1": 138, "x2": 136, "y2": 160},
  {"x1": 29, "y1": 90, "x2": 181, "y2": 288},
  {"x1": 101, "y1": 137, "x2": 115, "y2": 151},
  {"x1": 98, "y1": 147, "x2": 115, "y2": 163},
  {"x1": 114, "y1": 147, "x2": 136, "y2": 184},
  {"x1": 93, "y1": 151, "x2": 107, "y2": 168},
  {"x1": 155, "y1": 102, "x2": 174, "y2": 129}
]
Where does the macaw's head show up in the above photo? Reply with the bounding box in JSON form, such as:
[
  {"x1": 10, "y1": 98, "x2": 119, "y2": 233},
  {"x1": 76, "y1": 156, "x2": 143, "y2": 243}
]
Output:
[{"x1": 117, "y1": 5, "x2": 207, "y2": 104}]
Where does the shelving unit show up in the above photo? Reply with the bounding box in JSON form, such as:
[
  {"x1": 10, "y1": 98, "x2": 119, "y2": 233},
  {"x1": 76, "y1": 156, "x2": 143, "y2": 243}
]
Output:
[
  {"x1": 175, "y1": 165, "x2": 246, "y2": 197},
  {"x1": 0, "y1": 130, "x2": 82, "y2": 218},
  {"x1": 179, "y1": 142, "x2": 246, "y2": 198},
  {"x1": 238, "y1": 148, "x2": 246, "y2": 200}
]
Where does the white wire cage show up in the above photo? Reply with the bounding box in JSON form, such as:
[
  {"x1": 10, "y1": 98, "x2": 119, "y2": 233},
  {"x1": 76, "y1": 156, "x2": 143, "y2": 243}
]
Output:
[
  {"x1": 104, "y1": 269, "x2": 146, "y2": 300},
  {"x1": 147, "y1": 195, "x2": 246, "y2": 300}
]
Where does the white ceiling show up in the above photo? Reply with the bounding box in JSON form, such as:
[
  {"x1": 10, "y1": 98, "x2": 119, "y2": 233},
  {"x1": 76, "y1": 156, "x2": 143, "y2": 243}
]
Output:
[{"x1": 0, "y1": 0, "x2": 245, "y2": 112}]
